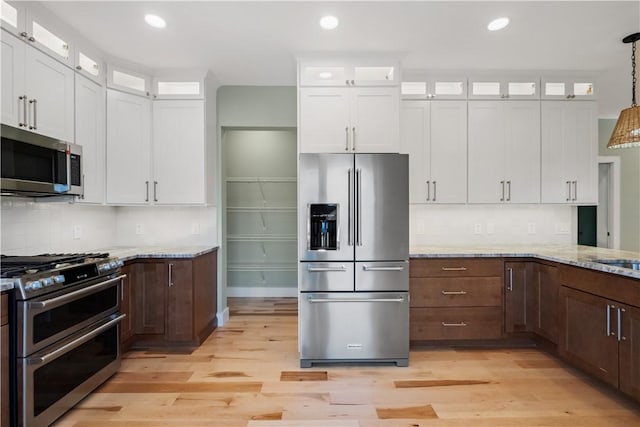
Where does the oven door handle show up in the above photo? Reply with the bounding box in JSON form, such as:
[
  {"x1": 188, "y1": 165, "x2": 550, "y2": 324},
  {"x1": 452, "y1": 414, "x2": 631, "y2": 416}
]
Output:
[
  {"x1": 28, "y1": 313, "x2": 126, "y2": 365},
  {"x1": 27, "y1": 275, "x2": 126, "y2": 310}
]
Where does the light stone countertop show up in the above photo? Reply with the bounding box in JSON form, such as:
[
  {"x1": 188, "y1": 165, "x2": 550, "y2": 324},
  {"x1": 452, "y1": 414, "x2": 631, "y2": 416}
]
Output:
[
  {"x1": 98, "y1": 245, "x2": 219, "y2": 262},
  {"x1": 1, "y1": 279, "x2": 16, "y2": 292},
  {"x1": 410, "y1": 245, "x2": 640, "y2": 280}
]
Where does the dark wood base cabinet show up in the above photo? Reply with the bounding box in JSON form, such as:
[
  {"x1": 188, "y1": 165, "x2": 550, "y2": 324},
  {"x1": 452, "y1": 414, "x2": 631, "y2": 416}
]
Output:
[
  {"x1": 120, "y1": 250, "x2": 218, "y2": 348},
  {"x1": 1, "y1": 293, "x2": 9, "y2": 427}
]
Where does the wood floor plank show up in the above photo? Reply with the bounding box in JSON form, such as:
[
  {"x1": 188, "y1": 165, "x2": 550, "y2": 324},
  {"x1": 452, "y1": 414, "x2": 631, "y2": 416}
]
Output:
[
  {"x1": 280, "y1": 371, "x2": 328, "y2": 381},
  {"x1": 395, "y1": 379, "x2": 491, "y2": 388},
  {"x1": 109, "y1": 371, "x2": 194, "y2": 382},
  {"x1": 96, "y1": 381, "x2": 263, "y2": 393},
  {"x1": 376, "y1": 404, "x2": 438, "y2": 419}
]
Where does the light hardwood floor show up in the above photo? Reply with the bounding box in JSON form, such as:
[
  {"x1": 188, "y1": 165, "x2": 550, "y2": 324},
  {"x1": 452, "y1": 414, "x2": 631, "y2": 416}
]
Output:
[{"x1": 55, "y1": 298, "x2": 640, "y2": 427}]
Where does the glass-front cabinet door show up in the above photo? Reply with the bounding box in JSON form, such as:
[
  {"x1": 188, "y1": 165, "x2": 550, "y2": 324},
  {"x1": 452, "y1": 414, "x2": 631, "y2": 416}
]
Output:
[
  {"x1": 299, "y1": 61, "x2": 398, "y2": 86},
  {"x1": 75, "y1": 45, "x2": 103, "y2": 85},
  {"x1": 469, "y1": 76, "x2": 539, "y2": 99},
  {"x1": 400, "y1": 76, "x2": 466, "y2": 100},
  {"x1": 0, "y1": 0, "x2": 26, "y2": 37},
  {"x1": 541, "y1": 77, "x2": 596, "y2": 100}
]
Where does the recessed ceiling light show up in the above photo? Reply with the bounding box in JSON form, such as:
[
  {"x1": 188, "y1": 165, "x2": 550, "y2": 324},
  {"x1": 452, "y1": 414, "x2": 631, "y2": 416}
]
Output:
[
  {"x1": 320, "y1": 15, "x2": 339, "y2": 30},
  {"x1": 487, "y1": 17, "x2": 509, "y2": 31},
  {"x1": 145, "y1": 14, "x2": 166, "y2": 29}
]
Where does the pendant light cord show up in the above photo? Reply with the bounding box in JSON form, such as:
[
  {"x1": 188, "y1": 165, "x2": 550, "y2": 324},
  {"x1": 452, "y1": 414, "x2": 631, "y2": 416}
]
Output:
[{"x1": 633, "y1": 41, "x2": 637, "y2": 106}]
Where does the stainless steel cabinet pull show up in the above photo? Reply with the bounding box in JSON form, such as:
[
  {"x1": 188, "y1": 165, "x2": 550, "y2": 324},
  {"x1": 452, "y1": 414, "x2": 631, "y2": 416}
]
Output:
[
  {"x1": 308, "y1": 297, "x2": 404, "y2": 303},
  {"x1": 307, "y1": 266, "x2": 347, "y2": 272},
  {"x1": 606, "y1": 304, "x2": 614, "y2": 337},
  {"x1": 500, "y1": 180, "x2": 505, "y2": 201},
  {"x1": 433, "y1": 181, "x2": 437, "y2": 201},
  {"x1": 145, "y1": 181, "x2": 149, "y2": 202},
  {"x1": 19, "y1": 31, "x2": 28, "y2": 38},
  {"x1": 28, "y1": 36, "x2": 35, "y2": 42},
  {"x1": 566, "y1": 181, "x2": 571, "y2": 201},
  {"x1": 348, "y1": 168, "x2": 353, "y2": 246},
  {"x1": 506, "y1": 180, "x2": 511, "y2": 201},
  {"x1": 345, "y1": 80, "x2": 349, "y2": 86},
  {"x1": 350, "y1": 80, "x2": 355, "y2": 85},
  {"x1": 507, "y1": 267, "x2": 513, "y2": 291},
  {"x1": 30, "y1": 99, "x2": 37, "y2": 130},
  {"x1": 441, "y1": 290, "x2": 467, "y2": 295},
  {"x1": 18, "y1": 95, "x2": 27, "y2": 127},
  {"x1": 426, "y1": 181, "x2": 430, "y2": 201},
  {"x1": 28, "y1": 275, "x2": 126, "y2": 310},
  {"x1": 30, "y1": 314, "x2": 126, "y2": 365},
  {"x1": 442, "y1": 322, "x2": 467, "y2": 327},
  {"x1": 345, "y1": 127, "x2": 349, "y2": 151},
  {"x1": 154, "y1": 181, "x2": 158, "y2": 202},
  {"x1": 352, "y1": 127, "x2": 356, "y2": 151},
  {"x1": 441, "y1": 267, "x2": 467, "y2": 271},
  {"x1": 618, "y1": 308, "x2": 626, "y2": 341},
  {"x1": 356, "y1": 168, "x2": 362, "y2": 246},
  {"x1": 572, "y1": 181, "x2": 577, "y2": 201},
  {"x1": 168, "y1": 263, "x2": 174, "y2": 287},
  {"x1": 362, "y1": 265, "x2": 404, "y2": 271}
]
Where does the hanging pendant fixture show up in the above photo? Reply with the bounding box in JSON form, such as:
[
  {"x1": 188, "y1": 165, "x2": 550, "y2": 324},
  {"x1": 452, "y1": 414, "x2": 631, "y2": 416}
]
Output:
[{"x1": 608, "y1": 32, "x2": 640, "y2": 149}]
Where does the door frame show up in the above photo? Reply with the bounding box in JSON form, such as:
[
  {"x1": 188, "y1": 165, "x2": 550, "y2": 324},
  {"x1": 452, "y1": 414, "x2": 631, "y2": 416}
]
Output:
[{"x1": 597, "y1": 156, "x2": 621, "y2": 249}]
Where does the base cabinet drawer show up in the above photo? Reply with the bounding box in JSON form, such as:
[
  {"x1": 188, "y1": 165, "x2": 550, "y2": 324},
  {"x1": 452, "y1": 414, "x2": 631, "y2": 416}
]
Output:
[
  {"x1": 410, "y1": 307, "x2": 503, "y2": 340},
  {"x1": 410, "y1": 277, "x2": 502, "y2": 307},
  {"x1": 411, "y1": 258, "x2": 503, "y2": 277}
]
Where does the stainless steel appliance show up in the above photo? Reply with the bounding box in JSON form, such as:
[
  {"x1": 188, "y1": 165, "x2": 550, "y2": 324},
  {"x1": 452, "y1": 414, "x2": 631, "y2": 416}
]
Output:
[
  {"x1": 0, "y1": 253, "x2": 125, "y2": 426},
  {"x1": 1, "y1": 124, "x2": 83, "y2": 197},
  {"x1": 298, "y1": 153, "x2": 409, "y2": 368}
]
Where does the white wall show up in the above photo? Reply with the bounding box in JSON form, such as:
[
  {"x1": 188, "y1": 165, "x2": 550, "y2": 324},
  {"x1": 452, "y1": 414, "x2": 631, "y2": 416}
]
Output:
[{"x1": 410, "y1": 204, "x2": 575, "y2": 247}]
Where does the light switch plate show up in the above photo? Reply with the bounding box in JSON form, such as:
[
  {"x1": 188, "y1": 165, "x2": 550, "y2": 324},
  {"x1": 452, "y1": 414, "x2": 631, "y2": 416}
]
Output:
[
  {"x1": 73, "y1": 225, "x2": 82, "y2": 239},
  {"x1": 135, "y1": 224, "x2": 144, "y2": 235}
]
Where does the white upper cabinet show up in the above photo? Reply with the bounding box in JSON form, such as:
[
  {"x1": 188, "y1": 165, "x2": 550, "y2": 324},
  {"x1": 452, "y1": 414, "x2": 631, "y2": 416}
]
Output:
[
  {"x1": 75, "y1": 74, "x2": 105, "y2": 204},
  {"x1": 299, "y1": 59, "x2": 399, "y2": 86},
  {"x1": 541, "y1": 77, "x2": 596, "y2": 100},
  {"x1": 1, "y1": 0, "x2": 26, "y2": 37},
  {"x1": 400, "y1": 100, "x2": 467, "y2": 203},
  {"x1": 1, "y1": 30, "x2": 25, "y2": 128},
  {"x1": 468, "y1": 76, "x2": 539, "y2": 99},
  {"x1": 401, "y1": 75, "x2": 467, "y2": 100},
  {"x1": 152, "y1": 100, "x2": 206, "y2": 204},
  {"x1": 541, "y1": 101, "x2": 598, "y2": 204},
  {"x1": 107, "y1": 64, "x2": 151, "y2": 97},
  {"x1": 151, "y1": 77, "x2": 204, "y2": 99},
  {"x1": 75, "y1": 45, "x2": 103, "y2": 85},
  {"x1": 468, "y1": 101, "x2": 541, "y2": 203},
  {"x1": 299, "y1": 86, "x2": 399, "y2": 153}
]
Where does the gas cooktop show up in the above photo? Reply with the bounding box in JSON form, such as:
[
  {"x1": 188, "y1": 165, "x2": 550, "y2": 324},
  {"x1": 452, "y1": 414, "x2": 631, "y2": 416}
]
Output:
[{"x1": 0, "y1": 253, "x2": 110, "y2": 278}]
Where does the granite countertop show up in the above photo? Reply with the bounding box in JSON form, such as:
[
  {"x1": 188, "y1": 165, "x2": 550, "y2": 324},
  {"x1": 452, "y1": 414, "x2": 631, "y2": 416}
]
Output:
[
  {"x1": 410, "y1": 245, "x2": 640, "y2": 280},
  {"x1": 99, "y1": 245, "x2": 219, "y2": 262}
]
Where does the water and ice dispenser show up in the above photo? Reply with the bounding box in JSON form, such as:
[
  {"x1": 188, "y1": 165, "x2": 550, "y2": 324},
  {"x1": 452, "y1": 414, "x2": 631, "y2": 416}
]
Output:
[{"x1": 308, "y1": 204, "x2": 338, "y2": 250}]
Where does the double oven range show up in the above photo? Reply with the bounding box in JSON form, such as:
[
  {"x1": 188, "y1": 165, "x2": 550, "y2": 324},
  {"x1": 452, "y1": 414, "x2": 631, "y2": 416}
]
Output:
[{"x1": 0, "y1": 253, "x2": 125, "y2": 426}]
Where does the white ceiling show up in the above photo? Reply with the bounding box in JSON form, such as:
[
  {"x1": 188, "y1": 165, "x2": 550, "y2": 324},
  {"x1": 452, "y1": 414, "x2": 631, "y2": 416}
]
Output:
[{"x1": 41, "y1": 1, "x2": 640, "y2": 86}]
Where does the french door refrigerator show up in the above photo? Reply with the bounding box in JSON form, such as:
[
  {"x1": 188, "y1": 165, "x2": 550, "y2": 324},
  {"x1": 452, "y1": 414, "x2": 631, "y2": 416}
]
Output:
[{"x1": 298, "y1": 153, "x2": 409, "y2": 367}]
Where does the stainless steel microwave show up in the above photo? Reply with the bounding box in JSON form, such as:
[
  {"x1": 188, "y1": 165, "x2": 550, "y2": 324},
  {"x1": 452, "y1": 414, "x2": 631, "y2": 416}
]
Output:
[{"x1": 1, "y1": 124, "x2": 83, "y2": 197}]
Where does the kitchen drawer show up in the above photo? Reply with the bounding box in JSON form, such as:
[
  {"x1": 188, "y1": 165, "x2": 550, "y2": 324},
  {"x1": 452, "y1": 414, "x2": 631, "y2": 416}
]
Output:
[
  {"x1": 1, "y1": 293, "x2": 7, "y2": 326},
  {"x1": 299, "y1": 262, "x2": 355, "y2": 292},
  {"x1": 410, "y1": 307, "x2": 503, "y2": 340},
  {"x1": 410, "y1": 258, "x2": 503, "y2": 278},
  {"x1": 410, "y1": 277, "x2": 502, "y2": 307}
]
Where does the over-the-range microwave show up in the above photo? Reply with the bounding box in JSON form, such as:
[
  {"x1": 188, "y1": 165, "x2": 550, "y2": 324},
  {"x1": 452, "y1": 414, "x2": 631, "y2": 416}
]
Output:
[{"x1": 1, "y1": 124, "x2": 83, "y2": 198}]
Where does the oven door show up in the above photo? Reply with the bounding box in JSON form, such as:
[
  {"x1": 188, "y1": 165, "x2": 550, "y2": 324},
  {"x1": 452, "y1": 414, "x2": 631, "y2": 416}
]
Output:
[
  {"x1": 18, "y1": 313, "x2": 124, "y2": 427},
  {"x1": 17, "y1": 274, "x2": 124, "y2": 357}
]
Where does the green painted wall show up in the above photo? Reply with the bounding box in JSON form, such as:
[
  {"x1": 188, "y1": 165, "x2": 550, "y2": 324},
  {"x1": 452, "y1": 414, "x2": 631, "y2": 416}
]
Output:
[
  {"x1": 217, "y1": 86, "x2": 296, "y2": 128},
  {"x1": 598, "y1": 119, "x2": 640, "y2": 252}
]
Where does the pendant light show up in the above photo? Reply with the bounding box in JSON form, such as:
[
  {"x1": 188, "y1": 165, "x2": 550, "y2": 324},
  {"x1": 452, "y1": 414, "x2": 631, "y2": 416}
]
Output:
[{"x1": 608, "y1": 33, "x2": 640, "y2": 149}]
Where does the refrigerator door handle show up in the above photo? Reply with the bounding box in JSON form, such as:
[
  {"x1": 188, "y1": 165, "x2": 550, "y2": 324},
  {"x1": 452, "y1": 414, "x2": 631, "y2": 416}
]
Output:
[
  {"x1": 307, "y1": 265, "x2": 348, "y2": 272},
  {"x1": 362, "y1": 265, "x2": 405, "y2": 272},
  {"x1": 356, "y1": 168, "x2": 362, "y2": 246},
  {"x1": 308, "y1": 297, "x2": 405, "y2": 303},
  {"x1": 348, "y1": 168, "x2": 354, "y2": 246}
]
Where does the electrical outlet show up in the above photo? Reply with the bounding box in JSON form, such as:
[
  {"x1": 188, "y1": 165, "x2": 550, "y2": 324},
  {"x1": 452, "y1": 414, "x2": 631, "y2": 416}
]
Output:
[
  {"x1": 486, "y1": 222, "x2": 495, "y2": 234},
  {"x1": 135, "y1": 224, "x2": 144, "y2": 235},
  {"x1": 73, "y1": 225, "x2": 82, "y2": 240},
  {"x1": 191, "y1": 222, "x2": 200, "y2": 235},
  {"x1": 527, "y1": 223, "x2": 536, "y2": 234},
  {"x1": 474, "y1": 223, "x2": 482, "y2": 234}
]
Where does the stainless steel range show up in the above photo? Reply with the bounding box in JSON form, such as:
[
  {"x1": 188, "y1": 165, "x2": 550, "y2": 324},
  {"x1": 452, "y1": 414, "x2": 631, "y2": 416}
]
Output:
[{"x1": 0, "y1": 253, "x2": 125, "y2": 427}]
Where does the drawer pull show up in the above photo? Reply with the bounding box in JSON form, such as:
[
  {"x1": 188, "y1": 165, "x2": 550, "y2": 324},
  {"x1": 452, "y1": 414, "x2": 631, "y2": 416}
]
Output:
[
  {"x1": 441, "y1": 267, "x2": 467, "y2": 271},
  {"x1": 441, "y1": 290, "x2": 467, "y2": 295},
  {"x1": 442, "y1": 322, "x2": 467, "y2": 327}
]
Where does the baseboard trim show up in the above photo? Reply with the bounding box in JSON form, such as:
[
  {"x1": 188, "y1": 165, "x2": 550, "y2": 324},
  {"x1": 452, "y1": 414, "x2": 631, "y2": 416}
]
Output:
[
  {"x1": 217, "y1": 306, "x2": 230, "y2": 326},
  {"x1": 226, "y1": 286, "x2": 298, "y2": 297}
]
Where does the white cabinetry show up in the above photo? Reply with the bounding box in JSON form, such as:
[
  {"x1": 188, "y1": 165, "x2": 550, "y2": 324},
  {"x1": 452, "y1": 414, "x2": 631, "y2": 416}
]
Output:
[
  {"x1": 1, "y1": 30, "x2": 74, "y2": 142},
  {"x1": 75, "y1": 74, "x2": 105, "y2": 204},
  {"x1": 541, "y1": 101, "x2": 598, "y2": 204},
  {"x1": 299, "y1": 86, "x2": 399, "y2": 153},
  {"x1": 400, "y1": 100, "x2": 467, "y2": 203},
  {"x1": 541, "y1": 78, "x2": 596, "y2": 100},
  {"x1": 299, "y1": 61, "x2": 398, "y2": 86},
  {"x1": 469, "y1": 76, "x2": 539, "y2": 100},
  {"x1": 106, "y1": 89, "x2": 152, "y2": 204},
  {"x1": 468, "y1": 101, "x2": 540, "y2": 203},
  {"x1": 152, "y1": 100, "x2": 206, "y2": 204},
  {"x1": 401, "y1": 75, "x2": 467, "y2": 100}
]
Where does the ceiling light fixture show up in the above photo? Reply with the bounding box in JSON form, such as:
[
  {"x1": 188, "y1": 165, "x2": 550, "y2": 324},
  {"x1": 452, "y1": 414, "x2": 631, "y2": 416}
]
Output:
[
  {"x1": 608, "y1": 32, "x2": 640, "y2": 149},
  {"x1": 320, "y1": 15, "x2": 339, "y2": 30},
  {"x1": 144, "y1": 14, "x2": 166, "y2": 29},
  {"x1": 487, "y1": 17, "x2": 509, "y2": 31}
]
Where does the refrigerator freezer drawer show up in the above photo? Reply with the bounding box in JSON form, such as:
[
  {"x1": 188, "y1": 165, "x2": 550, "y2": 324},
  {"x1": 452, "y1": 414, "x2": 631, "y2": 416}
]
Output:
[
  {"x1": 299, "y1": 292, "x2": 409, "y2": 367},
  {"x1": 299, "y1": 262, "x2": 354, "y2": 292},
  {"x1": 355, "y1": 261, "x2": 409, "y2": 292}
]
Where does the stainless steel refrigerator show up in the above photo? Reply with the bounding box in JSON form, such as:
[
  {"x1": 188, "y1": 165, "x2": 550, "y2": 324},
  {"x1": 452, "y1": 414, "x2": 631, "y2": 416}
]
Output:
[{"x1": 298, "y1": 153, "x2": 409, "y2": 368}]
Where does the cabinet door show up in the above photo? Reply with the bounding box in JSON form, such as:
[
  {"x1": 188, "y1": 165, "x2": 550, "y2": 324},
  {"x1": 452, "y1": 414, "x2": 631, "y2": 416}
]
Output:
[
  {"x1": 134, "y1": 262, "x2": 166, "y2": 335},
  {"x1": 1, "y1": 323, "x2": 8, "y2": 427},
  {"x1": 0, "y1": 1, "x2": 27, "y2": 37},
  {"x1": 572, "y1": 101, "x2": 598, "y2": 204},
  {"x1": 558, "y1": 286, "x2": 619, "y2": 387},
  {"x1": 535, "y1": 264, "x2": 559, "y2": 343},
  {"x1": 619, "y1": 304, "x2": 640, "y2": 402},
  {"x1": 24, "y1": 44, "x2": 74, "y2": 142},
  {"x1": 400, "y1": 101, "x2": 429, "y2": 203},
  {"x1": 166, "y1": 260, "x2": 194, "y2": 342},
  {"x1": 75, "y1": 74, "x2": 105, "y2": 204},
  {"x1": 299, "y1": 87, "x2": 350, "y2": 153},
  {"x1": 468, "y1": 101, "x2": 505, "y2": 203},
  {"x1": 1, "y1": 30, "x2": 25, "y2": 128},
  {"x1": 106, "y1": 89, "x2": 152, "y2": 204},
  {"x1": 505, "y1": 262, "x2": 532, "y2": 333},
  {"x1": 152, "y1": 100, "x2": 205, "y2": 204},
  {"x1": 120, "y1": 263, "x2": 138, "y2": 345},
  {"x1": 504, "y1": 101, "x2": 540, "y2": 203},
  {"x1": 351, "y1": 87, "x2": 399, "y2": 153},
  {"x1": 430, "y1": 101, "x2": 467, "y2": 203}
]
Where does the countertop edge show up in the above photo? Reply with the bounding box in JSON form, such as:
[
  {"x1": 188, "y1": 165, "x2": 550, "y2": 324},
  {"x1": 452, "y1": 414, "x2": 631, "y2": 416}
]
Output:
[{"x1": 116, "y1": 246, "x2": 219, "y2": 262}]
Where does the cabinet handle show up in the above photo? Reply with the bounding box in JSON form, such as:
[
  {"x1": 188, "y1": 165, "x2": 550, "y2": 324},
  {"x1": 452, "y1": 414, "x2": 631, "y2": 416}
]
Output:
[
  {"x1": 168, "y1": 263, "x2": 174, "y2": 287},
  {"x1": 572, "y1": 181, "x2": 577, "y2": 201},
  {"x1": 308, "y1": 265, "x2": 347, "y2": 272},
  {"x1": 507, "y1": 267, "x2": 513, "y2": 291},
  {"x1": 442, "y1": 322, "x2": 467, "y2": 327},
  {"x1": 32, "y1": 98, "x2": 37, "y2": 130},
  {"x1": 352, "y1": 127, "x2": 356, "y2": 151},
  {"x1": 350, "y1": 80, "x2": 355, "y2": 85},
  {"x1": 19, "y1": 31, "x2": 28, "y2": 38},
  {"x1": 566, "y1": 181, "x2": 571, "y2": 201},
  {"x1": 345, "y1": 127, "x2": 349, "y2": 151},
  {"x1": 154, "y1": 181, "x2": 158, "y2": 202},
  {"x1": 618, "y1": 308, "x2": 626, "y2": 341},
  {"x1": 500, "y1": 180, "x2": 505, "y2": 201},
  {"x1": 606, "y1": 304, "x2": 614, "y2": 337},
  {"x1": 441, "y1": 290, "x2": 467, "y2": 295},
  {"x1": 345, "y1": 80, "x2": 350, "y2": 86},
  {"x1": 145, "y1": 181, "x2": 149, "y2": 202},
  {"x1": 433, "y1": 181, "x2": 437, "y2": 202},
  {"x1": 506, "y1": 180, "x2": 511, "y2": 201},
  {"x1": 426, "y1": 181, "x2": 430, "y2": 201},
  {"x1": 441, "y1": 267, "x2": 467, "y2": 271},
  {"x1": 18, "y1": 95, "x2": 27, "y2": 127}
]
